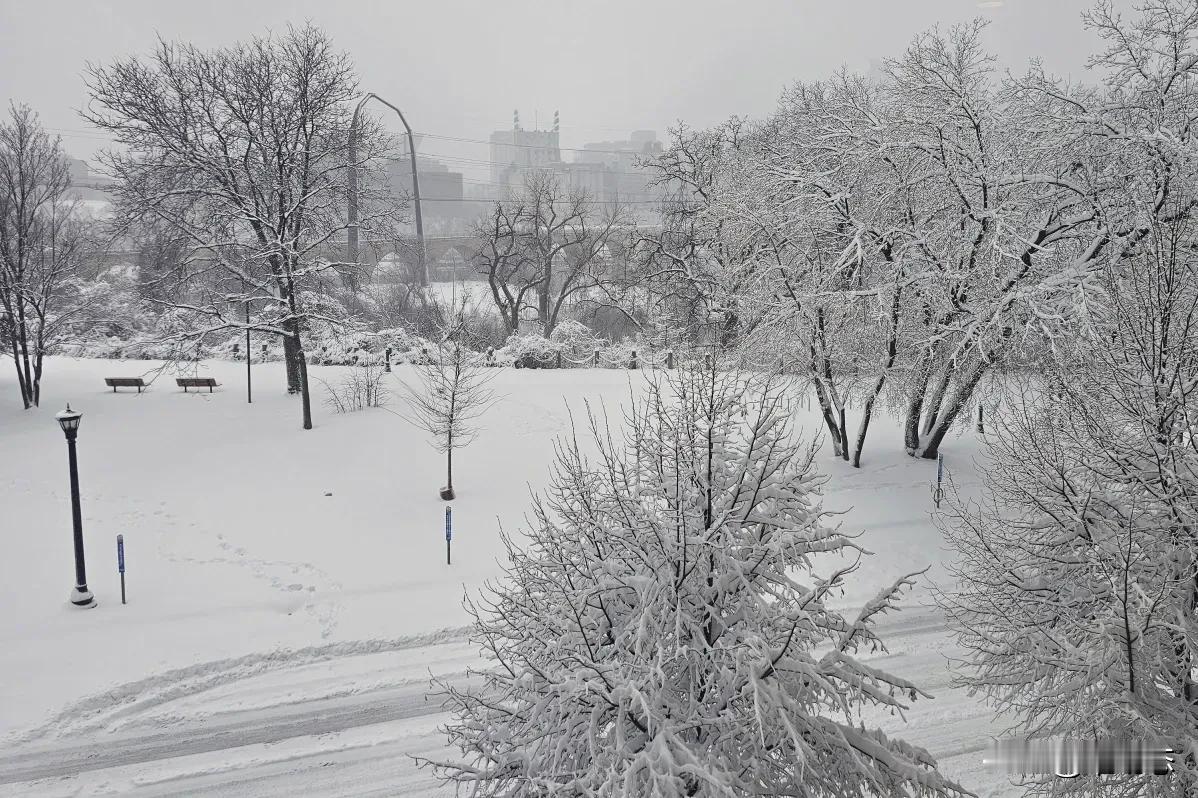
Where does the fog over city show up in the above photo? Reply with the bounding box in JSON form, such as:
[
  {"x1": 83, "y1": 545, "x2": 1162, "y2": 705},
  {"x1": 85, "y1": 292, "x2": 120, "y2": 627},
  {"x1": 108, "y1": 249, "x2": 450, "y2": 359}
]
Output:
[{"x1": 1, "y1": 0, "x2": 1128, "y2": 179}]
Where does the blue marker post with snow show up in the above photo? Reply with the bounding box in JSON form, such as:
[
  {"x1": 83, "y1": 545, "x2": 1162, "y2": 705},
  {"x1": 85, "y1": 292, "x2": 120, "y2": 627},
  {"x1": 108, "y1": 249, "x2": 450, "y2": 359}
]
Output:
[
  {"x1": 445, "y1": 506, "x2": 453, "y2": 566},
  {"x1": 116, "y1": 534, "x2": 126, "y2": 604}
]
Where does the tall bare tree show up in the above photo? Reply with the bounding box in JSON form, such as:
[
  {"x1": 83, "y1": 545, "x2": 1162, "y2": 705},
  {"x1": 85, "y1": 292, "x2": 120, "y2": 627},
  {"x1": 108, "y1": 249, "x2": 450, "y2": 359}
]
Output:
[
  {"x1": 0, "y1": 104, "x2": 88, "y2": 409},
  {"x1": 474, "y1": 171, "x2": 628, "y2": 337},
  {"x1": 84, "y1": 25, "x2": 399, "y2": 429}
]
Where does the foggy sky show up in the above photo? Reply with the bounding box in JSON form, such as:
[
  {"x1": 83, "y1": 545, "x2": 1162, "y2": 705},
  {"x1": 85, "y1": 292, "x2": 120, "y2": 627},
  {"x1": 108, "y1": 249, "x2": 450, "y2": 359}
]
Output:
[{"x1": 0, "y1": 0, "x2": 1134, "y2": 181}]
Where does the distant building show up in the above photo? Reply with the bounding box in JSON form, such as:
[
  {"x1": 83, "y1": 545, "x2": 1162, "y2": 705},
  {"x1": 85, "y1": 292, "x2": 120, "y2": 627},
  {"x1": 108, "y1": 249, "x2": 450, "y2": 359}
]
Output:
[
  {"x1": 387, "y1": 136, "x2": 475, "y2": 234},
  {"x1": 488, "y1": 110, "x2": 563, "y2": 195},
  {"x1": 572, "y1": 129, "x2": 665, "y2": 208},
  {"x1": 487, "y1": 112, "x2": 665, "y2": 219},
  {"x1": 66, "y1": 158, "x2": 116, "y2": 204}
]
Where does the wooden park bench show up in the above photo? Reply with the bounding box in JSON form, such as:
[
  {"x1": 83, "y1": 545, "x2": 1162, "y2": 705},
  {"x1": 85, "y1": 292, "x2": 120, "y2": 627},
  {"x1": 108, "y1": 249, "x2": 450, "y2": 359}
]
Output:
[
  {"x1": 176, "y1": 377, "x2": 219, "y2": 393},
  {"x1": 104, "y1": 377, "x2": 147, "y2": 393}
]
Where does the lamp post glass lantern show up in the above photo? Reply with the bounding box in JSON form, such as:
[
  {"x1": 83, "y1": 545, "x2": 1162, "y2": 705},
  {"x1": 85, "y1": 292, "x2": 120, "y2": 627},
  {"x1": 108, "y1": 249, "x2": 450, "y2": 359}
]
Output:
[{"x1": 56, "y1": 404, "x2": 95, "y2": 608}]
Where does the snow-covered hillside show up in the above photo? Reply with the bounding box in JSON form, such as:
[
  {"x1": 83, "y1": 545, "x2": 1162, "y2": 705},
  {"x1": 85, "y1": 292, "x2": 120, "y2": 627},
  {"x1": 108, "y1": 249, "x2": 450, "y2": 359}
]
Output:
[{"x1": 0, "y1": 357, "x2": 1014, "y2": 795}]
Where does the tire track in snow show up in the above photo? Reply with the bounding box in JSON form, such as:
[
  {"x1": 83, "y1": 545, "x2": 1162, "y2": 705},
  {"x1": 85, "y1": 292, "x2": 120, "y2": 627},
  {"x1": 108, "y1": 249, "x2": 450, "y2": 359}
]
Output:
[
  {"x1": 3, "y1": 628, "x2": 470, "y2": 747},
  {"x1": 0, "y1": 677, "x2": 476, "y2": 786},
  {"x1": 0, "y1": 608, "x2": 1010, "y2": 795}
]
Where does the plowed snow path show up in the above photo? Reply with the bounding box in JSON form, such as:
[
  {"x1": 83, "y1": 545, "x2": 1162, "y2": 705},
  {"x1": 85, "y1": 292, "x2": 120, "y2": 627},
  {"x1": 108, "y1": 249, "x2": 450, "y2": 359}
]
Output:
[
  {"x1": 0, "y1": 681, "x2": 455, "y2": 785},
  {"x1": 0, "y1": 610, "x2": 1019, "y2": 797}
]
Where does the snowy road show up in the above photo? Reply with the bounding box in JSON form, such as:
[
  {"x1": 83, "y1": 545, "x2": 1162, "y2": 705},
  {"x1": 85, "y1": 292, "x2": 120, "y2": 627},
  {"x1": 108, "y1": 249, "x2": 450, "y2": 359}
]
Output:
[
  {"x1": 0, "y1": 609, "x2": 1018, "y2": 797},
  {"x1": 0, "y1": 681, "x2": 455, "y2": 784}
]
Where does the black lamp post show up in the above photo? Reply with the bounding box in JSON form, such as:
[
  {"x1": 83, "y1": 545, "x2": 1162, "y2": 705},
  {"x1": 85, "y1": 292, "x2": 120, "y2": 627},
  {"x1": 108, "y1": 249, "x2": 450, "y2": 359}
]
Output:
[{"x1": 55, "y1": 404, "x2": 95, "y2": 608}]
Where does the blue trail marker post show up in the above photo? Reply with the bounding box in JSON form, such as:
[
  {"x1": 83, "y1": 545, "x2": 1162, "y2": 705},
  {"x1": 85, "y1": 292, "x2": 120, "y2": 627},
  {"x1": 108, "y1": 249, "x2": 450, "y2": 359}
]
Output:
[
  {"x1": 445, "y1": 506, "x2": 453, "y2": 565},
  {"x1": 116, "y1": 534, "x2": 126, "y2": 604}
]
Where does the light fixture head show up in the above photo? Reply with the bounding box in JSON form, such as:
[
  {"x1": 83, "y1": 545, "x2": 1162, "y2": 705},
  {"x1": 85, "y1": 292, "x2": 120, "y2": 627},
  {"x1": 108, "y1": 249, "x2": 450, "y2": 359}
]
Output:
[{"x1": 55, "y1": 403, "x2": 82, "y2": 435}]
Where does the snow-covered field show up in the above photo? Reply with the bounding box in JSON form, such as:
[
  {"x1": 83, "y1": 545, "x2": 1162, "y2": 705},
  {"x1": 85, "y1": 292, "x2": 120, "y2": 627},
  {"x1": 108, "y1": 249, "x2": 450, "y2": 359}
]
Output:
[{"x1": 0, "y1": 357, "x2": 1017, "y2": 796}]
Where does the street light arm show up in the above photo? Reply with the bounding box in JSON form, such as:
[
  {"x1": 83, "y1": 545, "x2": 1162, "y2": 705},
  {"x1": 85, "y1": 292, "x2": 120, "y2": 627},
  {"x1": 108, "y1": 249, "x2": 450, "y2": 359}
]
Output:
[
  {"x1": 359, "y1": 93, "x2": 413, "y2": 139},
  {"x1": 347, "y1": 93, "x2": 427, "y2": 286}
]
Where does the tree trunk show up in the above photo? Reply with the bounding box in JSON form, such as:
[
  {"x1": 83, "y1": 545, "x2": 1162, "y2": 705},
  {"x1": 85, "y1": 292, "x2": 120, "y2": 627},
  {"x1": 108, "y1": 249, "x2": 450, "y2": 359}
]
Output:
[
  {"x1": 7, "y1": 328, "x2": 32, "y2": 409},
  {"x1": 15, "y1": 310, "x2": 35, "y2": 409},
  {"x1": 447, "y1": 445, "x2": 453, "y2": 492},
  {"x1": 913, "y1": 364, "x2": 986, "y2": 459},
  {"x1": 851, "y1": 299, "x2": 900, "y2": 468},
  {"x1": 811, "y1": 378, "x2": 847, "y2": 458},
  {"x1": 920, "y1": 366, "x2": 952, "y2": 436},
  {"x1": 852, "y1": 378, "x2": 889, "y2": 468},
  {"x1": 282, "y1": 318, "x2": 302, "y2": 394},
  {"x1": 837, "y1": 404, "x2": 849, "y2": 461},
  {"x1": 32, "y1": 349, "x2": 43, "y2": 407},
  {"x1": 904, "y1": 349, "x2": 935, "y2": 454},
  {"x1": 297, "y1": 343, "x2": 313, "y2": 430},
  {"x1": 539, "y1": 255, "x2": 552, "y2": 337},
  {"x1": 903, "y1": 392, "x2": 924, "y2": 454}
]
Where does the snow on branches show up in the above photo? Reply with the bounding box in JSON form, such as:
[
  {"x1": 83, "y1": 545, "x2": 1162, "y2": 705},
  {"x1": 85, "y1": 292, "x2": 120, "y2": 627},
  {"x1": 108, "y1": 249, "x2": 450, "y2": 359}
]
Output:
[
  {"x1": 396, "y1": 340, "x2": 498, "y2": 500},
  {"x1": 939, "y1": 200, "x2": 1198, "y2": 794},
  {"x1": 427, "y1": 366, "x2": 966, "y2": 797}
]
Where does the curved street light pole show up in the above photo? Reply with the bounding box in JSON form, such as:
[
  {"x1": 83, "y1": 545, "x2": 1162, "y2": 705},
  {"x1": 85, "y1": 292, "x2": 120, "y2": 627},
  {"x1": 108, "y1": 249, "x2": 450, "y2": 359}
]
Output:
[{"x1": 348, "y1": 93, "x2": 427, "y2": 286}]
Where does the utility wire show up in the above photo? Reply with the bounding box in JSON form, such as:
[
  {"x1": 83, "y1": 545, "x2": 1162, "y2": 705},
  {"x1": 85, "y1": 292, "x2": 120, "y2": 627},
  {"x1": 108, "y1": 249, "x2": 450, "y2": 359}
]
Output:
[
  {"x1": 43, "y1": 126, "x2": 664, "y2": 158},
  {"x1": 395, "y1": 152, "x2": 655, "y2": 179}
]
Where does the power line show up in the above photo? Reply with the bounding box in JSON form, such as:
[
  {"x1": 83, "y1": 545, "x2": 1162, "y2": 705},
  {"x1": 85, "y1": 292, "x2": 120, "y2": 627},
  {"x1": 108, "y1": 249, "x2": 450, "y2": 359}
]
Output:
[
  {"x1": 391, "y1": 155, "x2": 656, "y2": 182},
  {"x1": 412, "y1": 151, "x2": 655, "y2": 179},
  {"x1": 417, "y1": 131, "x2": 661, "y2": 157},
  {"x1": 419, "y1": 196, "x2": 663, "y2": 205},
  {"x1": 43, "y1": 125, "x2": 664, "y2": 158}
]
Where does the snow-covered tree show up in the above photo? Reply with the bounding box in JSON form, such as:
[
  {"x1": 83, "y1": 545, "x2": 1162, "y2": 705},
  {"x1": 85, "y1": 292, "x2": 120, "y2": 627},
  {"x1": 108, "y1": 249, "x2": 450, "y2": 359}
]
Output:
[
  {"x1": 0, "y1": 104, "x2": 90, "y2": 408},
  {"x1": 940, "y1": 189, "x2": 1198, "y2": 797},
  {"x1": 84, "y1": 25, "x2": 401, "y2": 429},
  {"x1": 644, "y1": 14, "x2": 1162, "y2": 466},
  {"x1": 473, "y1": 170, "x2": 629, "y2": 338},
  {"x1": 638, "y1": 121, "x2": 765, "y2": 352},
  {"x1": 397, "y1": 330, "x2": 498, "y2": 500},
  {"x1": 427, "y1": 365, "x2": 966, "y2": 797}
]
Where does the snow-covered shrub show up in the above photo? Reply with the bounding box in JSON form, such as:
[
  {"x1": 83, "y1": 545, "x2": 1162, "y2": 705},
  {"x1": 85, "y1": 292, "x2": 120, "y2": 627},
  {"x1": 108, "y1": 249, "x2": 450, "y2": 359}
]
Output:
[
  {"x1": 496, "y1": 331, "x2": 560, "y2": 369},
  {"x1": 319, "y1": 360, "x2": 389, "y2": 413},
  {"x1": 595, "y1": 336, "x2": 637, "y2": 369},
  {"x1": 374, "y1": 326, "x2": 419, "y2": 356},
  {"x1": 547, "y1": 318, "x2": 597, "y2": 358},
  {"x1": 428, "y1": 367, "x2": 965, "y2": 797},
  {"x1": 309, "y1": 330, "x2": 382, "y2": 367},
  {"x1": 493, "y1": 326, "x2": 649, "y2": 369}
]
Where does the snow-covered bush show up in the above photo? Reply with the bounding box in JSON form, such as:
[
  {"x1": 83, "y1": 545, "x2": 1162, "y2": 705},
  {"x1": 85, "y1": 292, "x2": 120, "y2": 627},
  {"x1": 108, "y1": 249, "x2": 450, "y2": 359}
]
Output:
[
  {"x1": 318, "y1": 360, "x2": 389, "y2": 414},
  {"x1": 496, "y1": 331, "x2": 559, "y2": 369},
  {"x1": 492, "y1": 327, "x2": 656, "y2": 370},
  {"x1": 547, "y1": 318, "x2": 597, "y2": 357},
  {"x1": 595, "y1": 336, "x2": 638, "y2": 369},
  {"x1": 309, "y1": 331, "x2": 381, "y2": 367},
  {"x1": 428, "y1": 367, "x2": 965, "y2": 797}
]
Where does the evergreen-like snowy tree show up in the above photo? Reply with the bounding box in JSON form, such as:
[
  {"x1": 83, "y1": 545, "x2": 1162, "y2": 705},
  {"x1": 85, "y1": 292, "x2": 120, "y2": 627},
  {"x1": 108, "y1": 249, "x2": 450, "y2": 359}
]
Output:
[{"x1": 427, "y1": 365, "x2": 967, "y2": 797}]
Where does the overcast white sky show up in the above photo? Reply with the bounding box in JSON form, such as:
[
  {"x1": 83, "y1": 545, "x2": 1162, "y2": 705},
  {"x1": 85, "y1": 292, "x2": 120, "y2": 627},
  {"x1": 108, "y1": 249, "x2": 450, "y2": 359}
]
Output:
[{"x1": 0, "y1": 0, "x2": 1133, "y2": 181}]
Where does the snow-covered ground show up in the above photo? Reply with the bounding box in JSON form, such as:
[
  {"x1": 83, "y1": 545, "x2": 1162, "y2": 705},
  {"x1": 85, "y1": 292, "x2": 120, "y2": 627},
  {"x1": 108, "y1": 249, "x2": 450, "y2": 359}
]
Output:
[{"x1": 0, "y1": 357, "x2": 1017, "y2": 796}]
